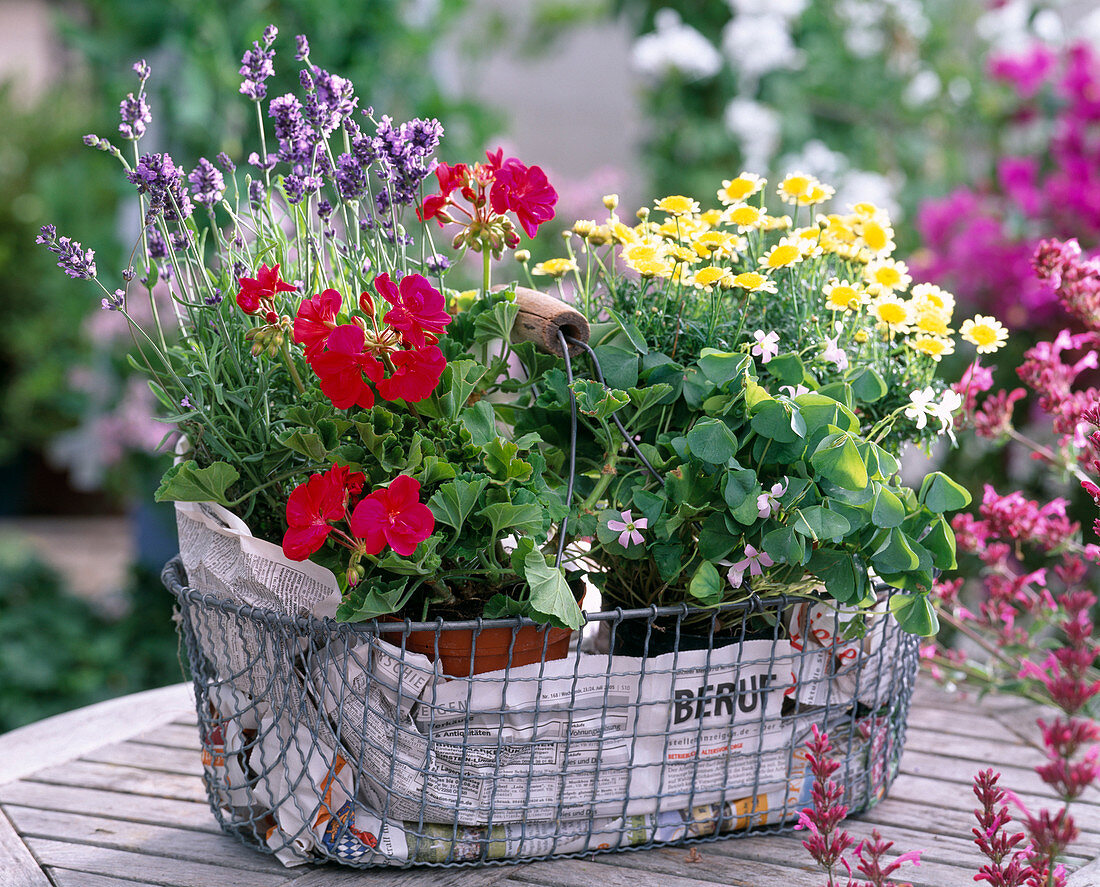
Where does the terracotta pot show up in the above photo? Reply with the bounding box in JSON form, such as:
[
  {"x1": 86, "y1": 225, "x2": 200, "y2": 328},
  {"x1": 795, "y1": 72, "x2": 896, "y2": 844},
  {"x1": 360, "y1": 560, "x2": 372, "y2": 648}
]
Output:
[{"x1": 401, "y1": 624, "x2": 573, "y2": 678}]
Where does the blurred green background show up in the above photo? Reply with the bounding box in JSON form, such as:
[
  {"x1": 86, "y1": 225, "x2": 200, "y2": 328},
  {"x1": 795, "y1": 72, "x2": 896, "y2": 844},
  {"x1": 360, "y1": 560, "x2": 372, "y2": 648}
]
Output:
[{"x1": 2, "y1": 0, "x2": 1098, "y2": 731}]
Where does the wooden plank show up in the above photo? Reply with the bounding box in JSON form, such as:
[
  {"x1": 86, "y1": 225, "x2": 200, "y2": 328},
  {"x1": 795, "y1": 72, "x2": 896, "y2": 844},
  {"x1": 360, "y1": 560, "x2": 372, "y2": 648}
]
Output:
[
  {"x1": 26, "y1": 837, "x2": 290, "y2": 887},
  {"x1": 28, "y1": 759, "x2": 208, "y2": 804},
  {"x1": 5, "y1": 805, "x2": 287, "y2": 876},
  {"x1": 1069, "y1": 855, "x2": 1100, "y2": 887},
  {"x1": 511, "y1": 849, "x2": 824, "y2": 887},
  {"x1": 0, "y1": 804, "x2": 52, "y2": 887},
  {"x1": 81, "y1": 742, "x2": 204, "y2": 778},
  {"x1": 129, "y1": 724, "x2": 203, "y2": 752},
  {"x1": 902, "y1": 727, "x2": 1046, "y2": 768},
  {"x1": 284, "y1": 863, "x2": 522, "y2": 885},
  {"x1": 49, "y1": 870, "x2": 168, "y2": 887},
  {"x1": 0, "y1": 684, "x2": 193, "y2": 787},
  {"x1": 0, "y1": 781, "x2": 222, "y2": 834}
]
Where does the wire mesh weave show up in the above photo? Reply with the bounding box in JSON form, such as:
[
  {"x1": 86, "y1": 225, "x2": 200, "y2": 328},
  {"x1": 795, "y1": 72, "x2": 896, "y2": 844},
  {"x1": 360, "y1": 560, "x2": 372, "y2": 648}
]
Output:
[{"x1": 162, "y1": 557, "x2": 919, "y2": 868}]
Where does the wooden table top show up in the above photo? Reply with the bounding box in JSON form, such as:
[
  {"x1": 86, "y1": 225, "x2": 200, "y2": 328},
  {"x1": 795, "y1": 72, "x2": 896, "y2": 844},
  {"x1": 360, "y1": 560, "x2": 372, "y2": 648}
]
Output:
[{"x1": 0, "y1": 678, "x2": 1097, "y2": 887}]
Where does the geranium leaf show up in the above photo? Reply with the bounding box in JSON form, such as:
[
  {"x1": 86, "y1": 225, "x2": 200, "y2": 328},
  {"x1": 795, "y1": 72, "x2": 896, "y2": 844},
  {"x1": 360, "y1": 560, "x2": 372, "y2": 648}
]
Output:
[
  {"x1": 155, "y1": 460, "x2": 239, "y2": 506},
  {"x1": 524, "y1": 549, "x2": 584, "y2": 629}
]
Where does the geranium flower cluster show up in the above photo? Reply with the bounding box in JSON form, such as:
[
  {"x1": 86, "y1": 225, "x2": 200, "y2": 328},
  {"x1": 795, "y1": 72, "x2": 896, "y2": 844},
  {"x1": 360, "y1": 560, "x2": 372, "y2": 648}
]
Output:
[
  {"x1": 419, "y1": 148, "x2": 558, "y2": 257},
  {"x1": 291, "y1": 270, "x2": 450, "y2": 408},
  {"x1": 282, "y1": 464, "x2": 434, "y2": 575}
]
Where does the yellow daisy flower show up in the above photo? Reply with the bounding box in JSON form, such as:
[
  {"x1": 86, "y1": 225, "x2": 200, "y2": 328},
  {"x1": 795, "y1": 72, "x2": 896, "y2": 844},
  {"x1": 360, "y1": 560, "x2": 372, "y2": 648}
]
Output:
[
  {"x1": 724, "y1": 203, "x2": 766, "y2": 231},
  {"x1": 791, "y1": 226, "x2": 825, "y2": 255},
  {"x1": 610, "y1": 221, "x2": 642, "y2": 245},
  {"x1": 960, "y1": 315, "x2": 1009, "y2": 353},
  {"x1": 699, "y1": 208, "x2": 725, "y2": 227},
  {"x1": 759, "y1": 238, "x2": 803, "y2": 270},
  {"x1": 586, "y1": 225, "x2": 613, "y2": 246},
  {"x1": 665, "y1": 244, "x2": 700, "y2": 265},
  {"x1": 910, "y1": 282, "x2": 955, "y2": 315},
  {"x1": 778, "y1": 172, "x2": 835, "y2": 206},
  {"x1": 531, "y1": 257, "x2": 579, "y2": 278},
  {"x1": 909, "y1": 335, "x2": 955, "y2": 361},
  {"x1": 822, "y1": 279, "x2": 864, "y2": 312},
  {"x1": 717, "y1": 173, "x2": 765, "y2": 205},
  {"x1": 656, "y1": 216, "x2": 707, "y2": 240},
  {"x1": 622, "y1": 243, "x2": 667, "y2": 265},
  {"x1": 654, "y1": 195, "x2": 700, "y2": 216},
  {"x1": 869, "y1": 293, "x2": 913, "y2": 334},
  {"x1": 633, "y1": 258, "x2": 673, "y2": 279},
  {"x1": 733, "y1": 270, "x2": 778, "y2": 293},
  {"x1": 912, "y1": 303, "x2": 952, "y2": 337},
  {"x1": 856, "y1": 217, "x2": 895, "y2": 256},
  {"x1": 692, "y1": 230, "x2": 738, "y2": 259},
  {"x1": 864, "y1": 258, "x2": 912, "y2": 294},
  {"x1": 691, "y1": 266, "x2": 734, "y2": 291},
  {"x1": 572, "y1": 220, "x2": 596, "y2": 237},
  {"x1": 761, "y1": 214, "x2": 793, "y2": 231}
]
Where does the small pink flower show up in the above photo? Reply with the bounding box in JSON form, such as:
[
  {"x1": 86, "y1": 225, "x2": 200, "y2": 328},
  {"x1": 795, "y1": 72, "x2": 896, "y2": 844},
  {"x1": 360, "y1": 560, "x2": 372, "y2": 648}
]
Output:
[
  {"x1": 727, "y1": 544, "x2": 774, "y2": 588},
  {"x1": 821, "y1": 335, "x2": 849, "y2": 371},
  {"x1": 607, "y1": 510, "x2": 647, "y2": 548},
  {"x1": 751, "y1": 330, "x2": 780, "y2": 364},
  {"x1": 757, "y1": 480, "x2": 788, "y2": 519},
  {"x1": 780, "y1": 383, "x2": 809, "y2": 398}
]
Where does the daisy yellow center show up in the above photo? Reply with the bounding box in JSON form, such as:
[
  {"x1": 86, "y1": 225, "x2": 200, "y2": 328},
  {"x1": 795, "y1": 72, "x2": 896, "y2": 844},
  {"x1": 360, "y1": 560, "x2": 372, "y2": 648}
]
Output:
[
  {"x1": 625, "y1": 244, "x2": 661, "y2": 263},
  {"x1": 915, "y1": 310, "x2": 950, "y2": 336},
  {"x1": 862, "y1": 222, "x2": 889, "y2": 252},
  {"x1": 727, "y1": 205, "x2": 763, "y2": 226},
  {"x1": 655, "y1": 195, "x2": 698, "y2": 216},
  {"x1": 722, "y1": 178, "x2": 756, "y2": 200},
  {"x1": 781, "y1": 175, "x2": 811, "y2": 196},
  {"x1": 765, "y1": 245, "x2": 800, "y2": 267},
  {"x1": 734, "y1": 271, "x2": 768, "y2": 290},
  {"x1": 878, "y1": 303, "x2": 908, "y2": 325},
  {"x1": 533, "y1": 258, "x2": 577, "y2": 277},
  {"x1": 634, "y1": 259, "x2": 670, "y2": 278},
  {"x1": 827, "y1": 285, "x2": 859, "y2": 309},
  {"x1": 694, "y1": 266, "x2": 727, "y2": 286},
  {"x1": 913, "y1": 337, "x2": 950, "y2": 357},
  {"x1": 874, "y1": 266, "x2": 902, "y2": 287},
  {"x1": 969, "y1": 324, "x2": 999, "y2": 347}
]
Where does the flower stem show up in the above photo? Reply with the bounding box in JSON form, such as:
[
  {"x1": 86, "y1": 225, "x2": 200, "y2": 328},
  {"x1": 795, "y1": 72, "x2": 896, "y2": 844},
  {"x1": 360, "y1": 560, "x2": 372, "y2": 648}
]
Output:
[{"x1": 281, "y1": 340, "x2": 306, "y2": 394}]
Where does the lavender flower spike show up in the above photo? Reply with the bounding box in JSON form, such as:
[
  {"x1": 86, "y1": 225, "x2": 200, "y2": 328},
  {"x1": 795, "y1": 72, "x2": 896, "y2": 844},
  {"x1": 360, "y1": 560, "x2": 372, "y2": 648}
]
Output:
[
  {"x1": 239, "y1": 35, "x2": 276, "y2": 102},
  {"x1": 36, "y1": 227, "x2": 97, "y2": 280},
  {"x1": 188, "y1": 157, "x2": 226, "y2": 206},
  {"x1": 119, "y1": 90, "x2": 152, "y2": 140},
  {"x1": 295, "y1": 34, "x2": 310, "y2": 61},
  {"x1": 128, "y1": 152, "x2": 194, "y2": 222}
]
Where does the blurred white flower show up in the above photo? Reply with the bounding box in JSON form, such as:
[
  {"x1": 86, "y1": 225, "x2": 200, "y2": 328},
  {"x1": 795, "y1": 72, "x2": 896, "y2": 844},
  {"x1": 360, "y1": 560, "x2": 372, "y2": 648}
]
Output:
[
  {"x1": 834, "y1": 170, "x2": 900, "y2": 220},
  {"x1": 975, "y1": 0, "x2": 1033, "y2": 55},
  {"x1": 947, "y1": 76, "x2": 972, "y2": 105},
  {"x1": 1082, "y1": 8, "x2": 1100, "y2": 54},
  {"x1": 902, "y1": 69, "x2": 942, "y2": 107},
  {"x1": 723, "y1": 98, "x2": 781, "y2": 171},
  {"x1": 721, "y1": 14, "x2": 804, "y2": 80},
  {"x1": 632, "y1": 9, "x2": 723, "y2": 81},
  {"x1": 727, "y1": 0, "x2": 808, "y2": 21}
]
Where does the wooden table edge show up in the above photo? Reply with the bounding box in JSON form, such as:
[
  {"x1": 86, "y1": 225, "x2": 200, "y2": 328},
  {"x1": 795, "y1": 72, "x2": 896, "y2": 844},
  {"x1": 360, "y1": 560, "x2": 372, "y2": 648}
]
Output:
[{"x1": 0, "y1": 683, "x2": 194, "y2": 787}]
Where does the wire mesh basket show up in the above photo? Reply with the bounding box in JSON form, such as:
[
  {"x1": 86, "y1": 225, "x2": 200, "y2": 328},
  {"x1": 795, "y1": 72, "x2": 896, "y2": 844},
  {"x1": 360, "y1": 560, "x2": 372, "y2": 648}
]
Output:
[{"x1": 162, "y1": 556, "x2": 920, "y2": 869}]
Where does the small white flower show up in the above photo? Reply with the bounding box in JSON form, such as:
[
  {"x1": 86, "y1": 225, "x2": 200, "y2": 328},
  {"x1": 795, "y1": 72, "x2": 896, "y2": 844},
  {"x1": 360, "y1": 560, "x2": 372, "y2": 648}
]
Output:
[{"x1": 904, "y1": 387, "x2": 937, "y2": 430}]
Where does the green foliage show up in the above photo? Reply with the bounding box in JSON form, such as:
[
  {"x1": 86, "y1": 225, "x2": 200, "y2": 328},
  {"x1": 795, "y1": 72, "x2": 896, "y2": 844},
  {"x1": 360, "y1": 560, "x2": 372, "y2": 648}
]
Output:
[{"x1": 0, "y1": 543, "x2": 181, "y2": 733}]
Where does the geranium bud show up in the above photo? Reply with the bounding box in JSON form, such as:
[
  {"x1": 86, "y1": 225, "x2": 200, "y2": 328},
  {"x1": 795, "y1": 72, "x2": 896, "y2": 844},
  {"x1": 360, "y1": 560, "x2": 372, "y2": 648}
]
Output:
[
  {"x1": 359, "y1": 291, "x2": 374, "y2": 314},
  {"x1": 345, "y1": 565, "x2": 363, "y2": 586},
  {"x1": 251, "y1": 341, "x2": 264, "y2": 357}
]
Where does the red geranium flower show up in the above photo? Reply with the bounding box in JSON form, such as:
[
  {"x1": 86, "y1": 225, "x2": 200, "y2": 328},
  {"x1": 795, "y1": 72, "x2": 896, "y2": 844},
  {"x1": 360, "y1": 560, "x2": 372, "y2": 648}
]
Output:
[
  {"x1": 294, "y1": 288, "x2": 343, "y2": 357},
  {"x1": 417, "y1": 193, "x2": 450, "y2": 225},
  {"x1": 375, "y1": 272, "x2": 452, "y2": 348},
  {"x1": 309, "y1": 324, "x2": 384, "y2": 409},
  {"x1": 489, "y1": 158, "x2": 557, "y2": 239},
  {"x1": 377, "y1": 345, "x2": 446, "y2": 403},
  {"x1": 282, "y1": 464, "x2": 364, "y2": 561},
  {"x1": 349, "y1": 474, "x2": 435, "y2": 557},
  {"x1": 237, "y1": 262, "x2": 297, "y2": 314},
  {"x1": 436, "y1": 161, "x2": 468, "y2": 196}
]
